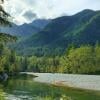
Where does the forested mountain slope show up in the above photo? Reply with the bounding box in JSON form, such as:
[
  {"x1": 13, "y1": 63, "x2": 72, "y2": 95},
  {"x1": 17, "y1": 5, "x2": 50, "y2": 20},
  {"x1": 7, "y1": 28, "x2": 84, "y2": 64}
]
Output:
[
  {"x1": 0, "y1": 19, "x2": 50, "y2": 37},
  {"x1": 14, "y1": 9, "x2": 100, "y2": 56}
]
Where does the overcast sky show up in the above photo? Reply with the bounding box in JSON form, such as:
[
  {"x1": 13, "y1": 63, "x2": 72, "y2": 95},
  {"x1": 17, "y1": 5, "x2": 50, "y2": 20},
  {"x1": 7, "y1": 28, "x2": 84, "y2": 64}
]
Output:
[{"x1": 4, "y1": 0, "x2": 100, "y2": 25}]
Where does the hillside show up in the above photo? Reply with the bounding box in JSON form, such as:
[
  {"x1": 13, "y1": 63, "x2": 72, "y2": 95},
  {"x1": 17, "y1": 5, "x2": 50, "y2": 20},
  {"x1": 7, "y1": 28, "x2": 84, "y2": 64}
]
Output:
[
  {"x1": 0, "y1": 19, "x2": 50, "y2": 37},
  {"x1": 0, "y1": 33, "x2": 17, "y2": 42},
  {"x1": 14, "y1": 9, "x2": 100, "y2": 56}
]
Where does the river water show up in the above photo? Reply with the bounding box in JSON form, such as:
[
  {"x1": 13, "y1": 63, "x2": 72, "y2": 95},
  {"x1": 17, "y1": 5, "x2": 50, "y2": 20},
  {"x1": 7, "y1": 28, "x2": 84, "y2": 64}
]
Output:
[{"x1": 0, "y1": 73, "x2": 100, "y2": 100}]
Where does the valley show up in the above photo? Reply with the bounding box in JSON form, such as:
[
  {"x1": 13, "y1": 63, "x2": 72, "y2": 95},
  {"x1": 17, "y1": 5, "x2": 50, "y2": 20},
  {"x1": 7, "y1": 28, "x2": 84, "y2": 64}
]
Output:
[{"x1": 0, "y1": 0, "x2": 100, "y2": 99}]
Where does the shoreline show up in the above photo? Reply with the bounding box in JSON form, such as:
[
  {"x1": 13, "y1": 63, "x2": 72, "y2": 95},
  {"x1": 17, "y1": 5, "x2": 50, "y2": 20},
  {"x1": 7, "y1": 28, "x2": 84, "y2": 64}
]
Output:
[{"x1": 21, "y1": 72, "x2": 100, "y2": 91}]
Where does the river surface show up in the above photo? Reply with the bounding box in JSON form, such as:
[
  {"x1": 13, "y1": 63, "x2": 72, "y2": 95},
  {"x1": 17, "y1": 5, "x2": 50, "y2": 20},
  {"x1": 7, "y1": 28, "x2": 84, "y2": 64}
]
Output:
[{"x1": 0, "y1": 73, "x2": 100, "y2": 100}]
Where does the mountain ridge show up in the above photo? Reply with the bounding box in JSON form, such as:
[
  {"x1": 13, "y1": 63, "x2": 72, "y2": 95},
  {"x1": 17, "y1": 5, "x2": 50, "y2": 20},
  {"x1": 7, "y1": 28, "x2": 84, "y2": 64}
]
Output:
[
  {"x1": 0, "y1": 19, "x2": 50, "y2": 37},
  {"x1": 13, "y1": 9, "x2": 100, "y2": 56}
]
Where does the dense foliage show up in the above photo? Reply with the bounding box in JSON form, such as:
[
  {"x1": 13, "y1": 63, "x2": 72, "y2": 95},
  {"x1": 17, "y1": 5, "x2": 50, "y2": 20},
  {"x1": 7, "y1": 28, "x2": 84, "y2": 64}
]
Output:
[
  {"x1": 0, "y1": 0, "x2": 17, "y2": 78},
  {"x1": 23, "y1": 44, "x2": 100, "y2": 74},
  {"x1": 59, "y1": 44, "x2": 100, "y2": 74},
  {"x1": 1, "y1": 43, "x2": 100, "y2": 75},
  {"x1": 0, "y1": 38, "x2": 18, "y2": 74}
]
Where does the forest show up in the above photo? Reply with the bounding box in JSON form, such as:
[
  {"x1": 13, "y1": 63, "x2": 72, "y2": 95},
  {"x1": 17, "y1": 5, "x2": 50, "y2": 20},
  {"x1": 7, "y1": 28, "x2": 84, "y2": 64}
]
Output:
[
  {"x1": 0, "y1": 0, "x2": 100, "y2": 81},
  {"x1": 0, "y1": 41, "x2": 100, "y2": 76},
  {"x1": 0, "y1": 0, "x2": 100, "y2": 100}
]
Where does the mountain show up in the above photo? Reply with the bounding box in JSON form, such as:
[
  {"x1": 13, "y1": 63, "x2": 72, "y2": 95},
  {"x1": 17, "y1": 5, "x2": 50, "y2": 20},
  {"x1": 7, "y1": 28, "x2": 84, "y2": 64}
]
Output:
[
  {"x1": 14, "y1": 9, "x2": 100, "y2": 56},
  {"x1": 30, "y1": 19, "x2": 50, "y2": 29},
  {"x1": 0, "y1": 19, "x2": 50, "y2": 37}
]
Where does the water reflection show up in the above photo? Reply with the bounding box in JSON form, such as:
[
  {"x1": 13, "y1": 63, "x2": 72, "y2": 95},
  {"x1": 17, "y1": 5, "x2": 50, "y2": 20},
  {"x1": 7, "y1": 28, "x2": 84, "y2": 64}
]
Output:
[{"x1": 0, "y1": 74, "x2": 100, "y2": 100}]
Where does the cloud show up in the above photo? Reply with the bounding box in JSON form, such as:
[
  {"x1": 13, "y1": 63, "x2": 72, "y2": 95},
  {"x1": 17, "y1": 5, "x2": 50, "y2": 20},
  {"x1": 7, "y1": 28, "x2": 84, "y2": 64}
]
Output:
[
  {"x1": 4, "y1": 0, "x2": 37, "y2": 24},
  {"x1": 23, "y1": 10, "x2": 37, "y2": 21},
  {"x1": 3, "y1": 0, "x2": 100, "y2": 25}
]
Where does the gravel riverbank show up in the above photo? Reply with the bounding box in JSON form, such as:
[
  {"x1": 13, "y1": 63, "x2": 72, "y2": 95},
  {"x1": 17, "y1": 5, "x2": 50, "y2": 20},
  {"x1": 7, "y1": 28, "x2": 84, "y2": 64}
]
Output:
[{"x1": 21, "y1": 72, "x2": 100, "y2": 91}]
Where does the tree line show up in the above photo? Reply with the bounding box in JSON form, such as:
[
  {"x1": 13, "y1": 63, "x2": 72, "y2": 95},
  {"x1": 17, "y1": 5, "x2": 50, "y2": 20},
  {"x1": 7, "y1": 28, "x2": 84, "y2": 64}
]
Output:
[
  {"x1": 23, "y1": 43, "x2": 100, "y2": 74},
  {"x1": 0, "y1": 42, "x2": 100, "y2": 75},
  {"x1": 0, "y1": 0, "x2": 100, "y2": 76}
]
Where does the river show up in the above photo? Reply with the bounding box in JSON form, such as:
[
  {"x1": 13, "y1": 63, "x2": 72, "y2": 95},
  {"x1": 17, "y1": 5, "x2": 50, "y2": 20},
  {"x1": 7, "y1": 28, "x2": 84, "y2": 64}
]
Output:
[{"x1": 0, "y1": 73, "x2": 100, "y2": 100}]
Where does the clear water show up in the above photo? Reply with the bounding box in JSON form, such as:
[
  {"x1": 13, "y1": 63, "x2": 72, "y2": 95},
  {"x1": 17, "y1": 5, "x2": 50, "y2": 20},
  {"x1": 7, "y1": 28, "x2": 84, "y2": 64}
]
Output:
[{"x1": 0, "y1": 74, "x2": 100, "y2": 100}]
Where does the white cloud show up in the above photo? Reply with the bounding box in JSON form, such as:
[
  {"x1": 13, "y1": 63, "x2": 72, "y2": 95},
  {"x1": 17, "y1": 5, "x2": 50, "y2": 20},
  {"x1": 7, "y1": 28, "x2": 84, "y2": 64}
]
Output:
[{"x1": 3, "y1": 0, "x2": 100, "y2": 25}]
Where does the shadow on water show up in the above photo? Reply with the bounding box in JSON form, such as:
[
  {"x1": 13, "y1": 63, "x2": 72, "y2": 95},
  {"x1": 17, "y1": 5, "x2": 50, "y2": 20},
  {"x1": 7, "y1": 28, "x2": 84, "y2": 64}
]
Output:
[{"x1": 0, "y1": 74, "x2": 100, "y2": 100}]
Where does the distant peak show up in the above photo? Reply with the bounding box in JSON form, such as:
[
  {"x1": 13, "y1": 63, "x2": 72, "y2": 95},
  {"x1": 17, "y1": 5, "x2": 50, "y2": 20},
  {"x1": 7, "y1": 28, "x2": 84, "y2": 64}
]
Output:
[
  {"x1": 81, "y1": 9, "x2": 95, "y2": 13},
  {"x1": 77, "y1": 9, "x2": 95, "y2": 14},
  {"x1": 73, "y1": 9, "x2": 96, "y2": 17}
]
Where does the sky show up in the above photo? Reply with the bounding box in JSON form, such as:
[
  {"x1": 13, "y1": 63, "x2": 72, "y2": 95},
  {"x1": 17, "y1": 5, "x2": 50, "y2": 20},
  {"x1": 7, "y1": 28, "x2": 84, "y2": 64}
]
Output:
[{"x1": 3, "y1": 0, "x2": 100, "y2": 25}]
